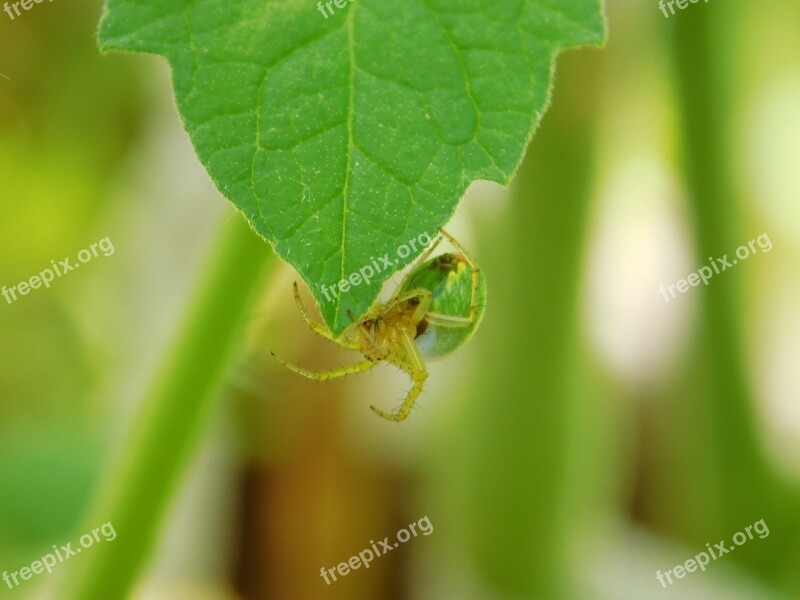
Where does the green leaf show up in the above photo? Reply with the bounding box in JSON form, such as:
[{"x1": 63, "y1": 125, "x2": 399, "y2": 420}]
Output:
[{"x1": 98, "y1": 0, "x2": 605, "y2": 336}]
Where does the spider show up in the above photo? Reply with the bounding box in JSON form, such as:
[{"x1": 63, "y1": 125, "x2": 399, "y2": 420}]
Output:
[{"x1": 271, "y1": 229, "x2": 487, "y2": 422}]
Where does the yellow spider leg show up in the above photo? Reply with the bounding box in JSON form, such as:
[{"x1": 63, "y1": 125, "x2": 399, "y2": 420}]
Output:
[
  {"x1": 370, "y1": 334, "x2": 428, "y2": 422},
  {"x1": 348, "y1": 310, "x2": 390, "y2": 360},
  {"x1": 293, "y1": 282, "x2": 359, "y2": 350},
  {"x1": 424, "y1": 312, "x2": 472, "y2": 328},
  {"x1": 386, "y1": 288, "x2": 432, "y2": 322},
  {"x1": 271, "y1": 352, "x2": 377, "y2": 381},
  {"x1": 344, "y1": 288, "x2": 430, "y2": 367},
  {"x1": 356, "y1": 289, "x2": 430, "y2": 367}
]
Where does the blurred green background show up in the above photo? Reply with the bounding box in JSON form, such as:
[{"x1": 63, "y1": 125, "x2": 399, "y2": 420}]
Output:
[{"x1": 1, "y1": 0, "x2": 799, "y2": 599}]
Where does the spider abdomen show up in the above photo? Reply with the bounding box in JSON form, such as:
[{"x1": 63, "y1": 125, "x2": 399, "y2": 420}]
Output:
[{"x1": 400, "y1": 252, "x2": 487, "y2": 360}]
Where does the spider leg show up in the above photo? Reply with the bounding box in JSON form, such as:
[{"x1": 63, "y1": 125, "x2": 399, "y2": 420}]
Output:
[
  {"x1": 369, "y1": 334, "x2": 428, "y2": 422},
  {"x1": 386, "y1": 288, "x2": 432, "y2": 322},
  {"x1": 423, "y1": 312, "x2": 473, "y2": 328},
  {"x1": 345, "y1": 309, "x2": 394, "y2": 361},
  {"x1": 293, "y1": 282, "x2": 359, "y2": 350},
  {"x1": 271, "y1": 352, "x2": 377, "y2": 381}
]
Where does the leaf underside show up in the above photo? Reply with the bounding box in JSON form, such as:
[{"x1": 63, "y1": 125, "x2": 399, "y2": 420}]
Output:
[{"x1": 99, "y1": 0, "x2": 605, "y2": 336}]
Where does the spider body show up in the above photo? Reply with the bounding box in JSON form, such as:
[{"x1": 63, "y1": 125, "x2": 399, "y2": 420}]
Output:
[{"x1": 272, "y1": 229, "x2": 486, "y2": 422}]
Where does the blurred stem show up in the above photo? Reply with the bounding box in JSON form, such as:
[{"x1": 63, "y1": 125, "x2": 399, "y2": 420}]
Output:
[
  {"x1": 670, "y1": 4, "x2": 800, "y2": 591},
  {"x1": 670, "y1": 2, "x2": 774, "y2": 526},
  {"x1": 63, "y1": 215, "x2": 273, "y2": 600},
  {"x1": 456, "y1": 49, "x2": 603, "y2": 599}
]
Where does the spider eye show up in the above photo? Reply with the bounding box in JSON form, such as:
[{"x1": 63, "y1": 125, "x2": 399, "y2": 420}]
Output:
[{"x1": 433, "y1": 253, "x2": 463, "y2": 275}]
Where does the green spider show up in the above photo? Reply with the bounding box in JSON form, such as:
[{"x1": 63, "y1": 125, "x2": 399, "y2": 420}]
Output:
[{"x1": 272, "y1": 229, "x2": 487, "y2": 422}]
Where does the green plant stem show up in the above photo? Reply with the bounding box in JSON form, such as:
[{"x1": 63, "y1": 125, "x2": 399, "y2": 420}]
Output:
[
  {"x1": 451, "y1": 49, "x2": 603, "y2": 599},
  {"x1": 670, "y1": 3, "x2": 800, "y2": 592},
  {"x1": 671, "y1": 0, "x2": 766, "y2": 506},
  {"x1": 62, "y1": 215, "x2": 273, "y2": 600}
]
